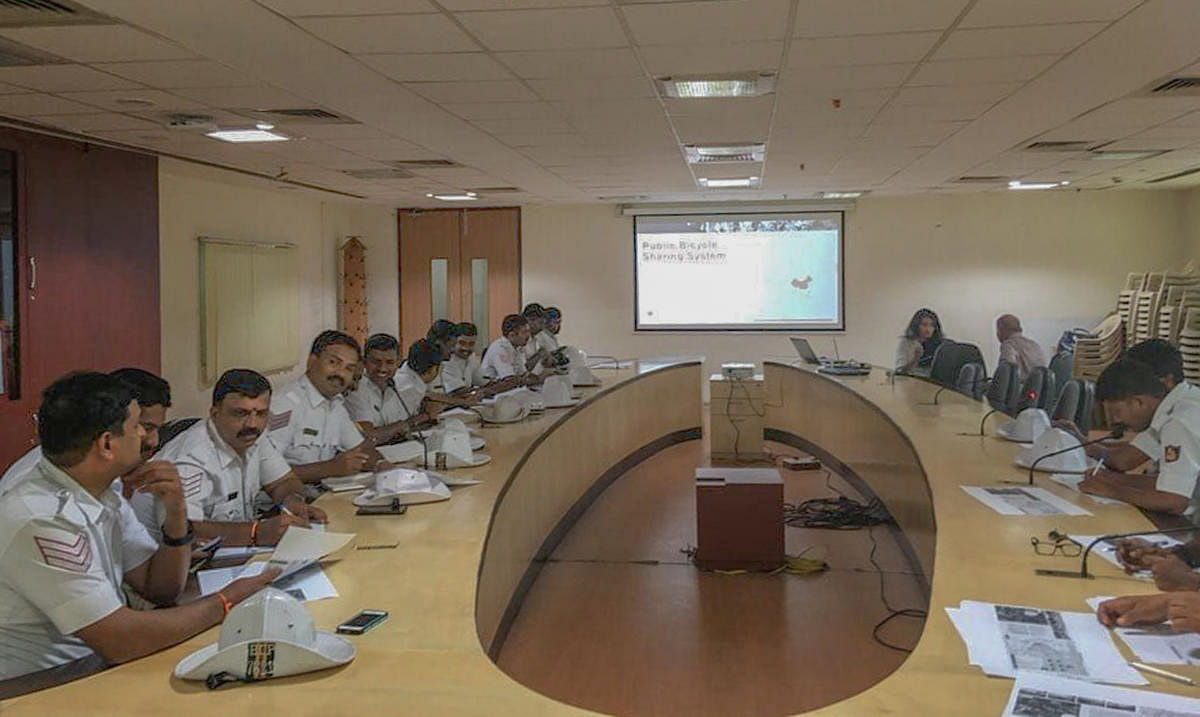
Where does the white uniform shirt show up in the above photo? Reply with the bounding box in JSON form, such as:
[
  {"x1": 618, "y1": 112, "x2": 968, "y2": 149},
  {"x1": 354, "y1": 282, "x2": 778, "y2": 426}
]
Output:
[
  {"x1": 0, "y1": 458, "x2": 157, "y2": 679},
  {"x1": 442, "y1": 353, "x2": 486, "y2": 393},
  {"x1": 157, "y1": 419, "x2": 291, "y2": 529},
  {"x1": 392, "y1": 363, "x2": 429, "y2": 417},
  {"x1": 1131, "y1": 382, "x2": 1200, "y2": 464},
  {"x1": 345, "y1": 375, "x2": 409, "y2": 427},
  {"x1": 482, "y1": 337, "x2": 527, "y2": 381},
  {"x1": 267, "y1": 375, "x2": 363, "y2": 466},
  {"x1": 534, "y1": 330, "x2": 558, "y2": 354},
  {"x1": 1136, "y1": 383, "x2": 1200, "y2": 515},
  {"x1": 0, "y1": 446, "x2": 43, "y2": 493}
]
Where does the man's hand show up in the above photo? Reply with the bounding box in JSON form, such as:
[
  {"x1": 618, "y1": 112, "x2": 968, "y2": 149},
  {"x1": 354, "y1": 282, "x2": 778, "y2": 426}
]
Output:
[
  {"x1": 281, "y1": 495, "x2": 327, "y2": 525},
  {"x1": 1146, "y1": 554, "x2": 1200, "y2": 592},
  {"x1": 122, "y1": 461, "x2": 186, "y2": 517},
  {"x1": 223, "y1": 566, "x2": 282, "y2": 606},
  {"x1": 1078, "y1": 475, "x2": 1114, "y2": 498},
  {"x1": 1116, "y1": 538, "x2": 1174, "y2": 573},
  {"x1": 258, "y1": 512, "x2": 309, "y2": 545},
  {"x1": 1168, "y1": 592, "x2": 1200, "y2": 633},
  {"x1": 423, "y1": 399, "x2": 447, "y2": 418},
  {"x1": 1097, "y1": 593, "x2": 1171, "y2": 627},
  {"x1": 330, "y1": 446, "x2": 373, "y2": 476}
]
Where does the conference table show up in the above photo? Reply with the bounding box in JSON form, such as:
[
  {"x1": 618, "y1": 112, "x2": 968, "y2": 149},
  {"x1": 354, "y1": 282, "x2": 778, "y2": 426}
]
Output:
[{"x1": 4, "y1": 358, "x2": 1196, "y2": 716}]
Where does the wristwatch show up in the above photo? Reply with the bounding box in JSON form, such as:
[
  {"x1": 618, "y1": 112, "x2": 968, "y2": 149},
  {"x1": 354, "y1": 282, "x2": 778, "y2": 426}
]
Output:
[{"x1": 162, "y1": 521, "x2": 195, "y2": 547}]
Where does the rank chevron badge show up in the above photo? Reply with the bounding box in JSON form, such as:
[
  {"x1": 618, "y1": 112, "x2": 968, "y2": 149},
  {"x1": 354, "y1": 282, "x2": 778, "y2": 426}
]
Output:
[{"x1": 34, "y1": 532, "x2": 93, "y2": 573}]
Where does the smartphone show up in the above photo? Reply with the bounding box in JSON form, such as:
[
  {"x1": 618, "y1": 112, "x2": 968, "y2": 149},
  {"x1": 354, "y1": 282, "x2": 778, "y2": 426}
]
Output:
[{"x1": 337, "y1": 609, "x2": 389, "y2": 635}]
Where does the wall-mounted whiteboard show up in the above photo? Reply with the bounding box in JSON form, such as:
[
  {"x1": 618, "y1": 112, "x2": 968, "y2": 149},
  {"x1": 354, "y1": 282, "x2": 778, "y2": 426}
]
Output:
[{"x1": 199, "y1": 237, "x2": 299, "y2": 383}]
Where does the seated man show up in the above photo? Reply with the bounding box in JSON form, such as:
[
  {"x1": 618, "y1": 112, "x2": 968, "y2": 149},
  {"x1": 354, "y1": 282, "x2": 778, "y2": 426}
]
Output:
[
  {"x1": 482, "y1": 314, "x2": 545, "y2": 384},
  {"x1": 995, "y1": 314, "x2": 1046, "y2": 380},
  {"x1": 1079, "y1": 358, "x2": 1200, "y2": 515},
  {"x1": 394, "y1": 338, "x2": 461, "y2": 412},
  {"x1": 442, "y1": 323, "x2": 488, "y2": 395},
  {"x1": 1059, "y1": 339, "x2": 1198, "y2": 472},
  {"x1": 538, "y1": 307, "x2": 562, "y2": 353},
  {"x1": 520, "y1": 304, "x2": 556, "y2": 375},
  {"x1": 1097, "y1": 592, "x2": 1200, "y2": 633},
  {"x1": 269, "y1": 330, "x2": 380, "y2": 484},
  {"x1": 158, "y1": 369, "x2": 326, "y2": 547},
  {"x1": 0, "y1": 372, "x2": 274, "y2": 685},
  {"x1": 426, "y1": 319, "x2": 456, "y2": 362},
  {"x1": 346, "y1": 334, "x2": 440, "y2": 445}
]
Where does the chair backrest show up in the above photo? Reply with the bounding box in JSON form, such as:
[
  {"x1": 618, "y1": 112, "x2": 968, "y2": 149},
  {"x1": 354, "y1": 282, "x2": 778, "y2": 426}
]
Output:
[
  {"x1": 1052, "y1": 379, "x2": 1081, "y2": 424},
  {"x1": 1016, "y1": 366, "x2": 1057, "y2": 412},
  {"x1": 1048, "y1": 352, "x2": 1073, "y2": 394},
  {"x1": 1075, "y1": 380, "x2": 1096, "y2": 434},
  {"x1": 987, "y1": 361, "x2": 1019, "y2": 415},
  {"x1": 158, "y1": 417, "x2": 201, "y2": 451},
  {"x1": 954, "y1": 362, "x2": 986, "y2": 400},
  {"x1": 930, "y1": 341, "x2": 986, "y2": 388}
]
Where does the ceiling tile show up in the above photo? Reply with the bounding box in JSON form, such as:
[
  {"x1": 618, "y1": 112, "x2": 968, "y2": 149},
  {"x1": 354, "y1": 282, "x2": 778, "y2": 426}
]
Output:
[
  {"x1": 862, "y1": 121, "x2": 966, "y2": 144},
  {"x1": 91, "y1": 60, "x2": 260, "y2": 89},
  {"x1": 780, "y1": 63, "x2": 914, "y2": 90},
  {"x1": 172, "y1": 85, "x2": 314, "y2": 109},
  {"x1": 623, "y1": 0, "x2": 791, "y2": 45},
  {"x1": 256, "y1": 0, "x2": 436, "y2": 15},
  {"x1": 498, "y1": 49, "x2": 643, "y2": 79},
  {"x1": 641, "y1": 42, "x2": 783, "y2": 76},
  {"x1": 295, "y1": 14, "x2": 478, "y2": 53},
  {"x1": 909, "y1": 55, "x2": 1059, "y2": 85},
  {"x1": 442, "y1": 101, "x2": 555, "y2": 120},
  {"x1": 933, "y1": 23, "x2": 1107, "y2": 61},
  {"x1": 358, "y1": 52, "x2": 513, "y2": 82},
  {"x1": 473, "y1": 116, "x2": 571, "y2": 135},
  {"x1": 405, "y1": 80, "x2": 539, "y2": 103},
  {"x1": 892, "y1": 82, "x2": 1021, "y2": 105},
  {"x1": 529, "y1": 76, "x2": 656, "y2": 101},
  {"x1": 325, "y1": 137, "x2": 436, "y2": 158},
  {"x1": 58, "y1": 89, "x2": 207, "y2": 113},
  {"x1": 25, "y1": 112, "x2": 159, "y2": 133},
  {"x1": 276, "y1": 123, "x2": 389, "y2": 140},
  {"x1": 788, "y1": 33, "x2": 939, "y2": 67},
  {"x1": 961, "y1": 0, "x2": 1140, "y2": 28},
  {"x1": 792, "y1": 0, "x2": 970, "y2": 37},
  {"x1": 455, "y1": 7, "x2": 626, "y2": 51},
  {"x1": 0, "y1": 64, "x2": 140, "y2": 92},
  {"x1": 872, "y1": 101, "x2": 992, "y2": 123},
  {"x1": 441, "y1": 0, "x2": 600, "y2": 9},
  {"x1": 0, "y1": 25, "x2": 197, "y2": 63},
  {"x1": 0, "y1": 93, "x2": 99, "y2": 116}
]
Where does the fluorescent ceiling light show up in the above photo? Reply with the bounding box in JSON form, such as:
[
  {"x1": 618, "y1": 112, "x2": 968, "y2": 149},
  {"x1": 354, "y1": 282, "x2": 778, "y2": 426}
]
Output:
[
  {"x1": 1008, "y1": 180, "x2": 1068, "y2": 190},
  {"x1": 698, "y1": 176, "x2": 760, "y2": 188},
  {"x1": 206, "y1": 128, "x2": 289, "y2": 143},
  {"x1": 657, "y1": 72, "x2": 775, "y2": 99},
  {"x1": 426, "y1": 191, "x2": 477, "y2": 201},
  {"x1": 1089, "y1": 150, "x2": 1166, "y2": 161},
  {"x1": 684, "y1": 143, "x2": 766, "y2": 163},
  {"x1": 818, "y1": 190, "x2": 866, "y2": 199}
]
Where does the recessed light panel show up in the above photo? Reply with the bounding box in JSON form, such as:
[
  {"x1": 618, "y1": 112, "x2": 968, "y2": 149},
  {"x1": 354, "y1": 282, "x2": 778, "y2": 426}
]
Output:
[{"x1": 205, "y1": 128, "x2": 290, "y2": 143}]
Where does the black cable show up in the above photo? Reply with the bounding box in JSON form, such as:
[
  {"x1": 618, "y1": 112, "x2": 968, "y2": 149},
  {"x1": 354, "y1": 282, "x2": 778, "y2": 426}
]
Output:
[{"x1": 866, "y1": 524, "x2": 927, "y2": 653}]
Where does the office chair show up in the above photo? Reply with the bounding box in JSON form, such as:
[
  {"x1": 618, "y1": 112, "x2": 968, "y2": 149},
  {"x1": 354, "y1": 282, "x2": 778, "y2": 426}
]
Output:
[
  {"x1": 1052, "y1": 379, "x2": 1096, "y2": 434},
  {"x1": 928, "y1": 341, "x2": 987, "y2": 404},
  {"x1": 1016, "y1": 366, "x2": 1057, "y2": 413},
  {"x1": 1048, "y1": 352, "x2": 1073, "y2": 398},
  {"x1": 954, "y1": 362, "x2": 987, "y2": 400},
  {"x1": 978, "y1": 361, "x2": 1021, "y2": 434}
]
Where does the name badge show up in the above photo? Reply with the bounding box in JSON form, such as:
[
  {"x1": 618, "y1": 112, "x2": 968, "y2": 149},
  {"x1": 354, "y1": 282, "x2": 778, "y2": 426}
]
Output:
[
  {"x1": 302, "y1": 427, "x2": 319, "y2": 436},
  {"x1": 226, "y1": 491, "x2": 239, "y2": 501}
]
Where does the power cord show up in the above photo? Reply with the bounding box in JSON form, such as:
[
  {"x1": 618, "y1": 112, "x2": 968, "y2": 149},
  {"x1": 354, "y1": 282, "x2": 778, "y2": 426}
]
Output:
[{"x1": 866, "y1": 524, "x2": 927, "y2": 653}]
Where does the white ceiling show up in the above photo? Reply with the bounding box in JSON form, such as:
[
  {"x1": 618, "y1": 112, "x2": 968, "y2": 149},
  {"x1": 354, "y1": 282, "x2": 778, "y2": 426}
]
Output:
[{"x1": 0, "y1": 0, "x2": 1192, "y2": 205}]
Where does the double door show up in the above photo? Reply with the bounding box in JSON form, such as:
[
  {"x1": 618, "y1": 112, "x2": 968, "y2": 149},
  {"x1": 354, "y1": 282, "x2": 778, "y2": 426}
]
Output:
[{"x1": 398, "y1": 207, "x2": 520, "y2": 352}]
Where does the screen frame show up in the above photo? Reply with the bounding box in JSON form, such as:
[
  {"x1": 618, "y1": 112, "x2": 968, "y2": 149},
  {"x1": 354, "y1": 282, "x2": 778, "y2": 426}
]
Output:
[{"x1": 632, "y1": 210, "x2": 846, "y2": 333}]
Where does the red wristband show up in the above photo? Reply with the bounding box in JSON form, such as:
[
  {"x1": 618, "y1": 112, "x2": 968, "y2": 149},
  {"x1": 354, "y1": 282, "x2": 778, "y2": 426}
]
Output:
[
  {"x1": 216, "y1": 591, "x2": 233, "y2": 616},
  {"x1": 249, "y1": 519, "x2": 260, "y2": 546}
]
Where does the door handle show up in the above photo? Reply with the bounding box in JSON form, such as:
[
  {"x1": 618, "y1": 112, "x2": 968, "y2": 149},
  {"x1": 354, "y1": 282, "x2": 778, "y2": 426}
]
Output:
[{"x1": 28, "y1": 256, "x2": 35, "y2": 290}]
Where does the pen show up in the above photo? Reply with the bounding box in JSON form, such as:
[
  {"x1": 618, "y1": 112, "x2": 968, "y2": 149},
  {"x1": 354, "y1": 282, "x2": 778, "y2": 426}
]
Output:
[
  {"x1": 1091, "y1": 457, "x2": 1106, "y2": 478},
  {"x1": 1130, "y1": 661, "x2": 1197, "y2": 686}
]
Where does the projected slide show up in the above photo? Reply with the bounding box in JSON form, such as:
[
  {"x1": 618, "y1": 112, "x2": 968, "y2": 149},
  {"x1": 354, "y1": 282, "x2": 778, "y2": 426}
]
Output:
[{"x1": 635, "y1": 212, "x2": 843, "y2": 331}]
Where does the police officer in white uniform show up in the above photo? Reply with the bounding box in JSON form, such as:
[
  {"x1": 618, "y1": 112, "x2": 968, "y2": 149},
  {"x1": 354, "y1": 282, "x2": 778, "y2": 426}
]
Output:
[
  {"x1": 159, "y1": 369, "x2": 325, "y2": 547},
  {"x1": 482, "y1": 314, "x2": 545, "y2": 384},
  {"x1": 268, "y1": 330, "x2": 378, "y2": 484},
  {"x1": 442, "y1": 323, "x2": 488, "y2": 394},
  {"x1": 1080, "y1": 358, "x2": 1200, "y2": 515},
  {"x1": 0, "y1": 372, "x2": 274, "y2": 690},
  {"x1": 346, "y1": 334, "x2": 437, "y2": 445},
  {"x1": 536, "y1": 307, "x2": 562, "y2": 354}
]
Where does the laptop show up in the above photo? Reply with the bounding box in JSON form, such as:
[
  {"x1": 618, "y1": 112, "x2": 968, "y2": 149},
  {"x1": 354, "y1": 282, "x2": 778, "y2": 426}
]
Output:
[{"x1": 789, "y1": 337, "x2": 871, "y2": 376}]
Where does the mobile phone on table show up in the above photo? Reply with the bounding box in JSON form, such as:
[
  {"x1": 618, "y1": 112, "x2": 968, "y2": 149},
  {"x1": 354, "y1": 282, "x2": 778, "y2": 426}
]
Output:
[{"x1": 337, "y1": 609, "x2": 389, "y2": 634}]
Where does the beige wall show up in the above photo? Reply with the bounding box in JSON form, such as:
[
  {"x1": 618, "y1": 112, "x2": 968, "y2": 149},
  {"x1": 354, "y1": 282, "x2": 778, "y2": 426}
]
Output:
[
  {"x1": 521, "y1": 190, "x2": 1190, "y2": 385},
  {"x1": 158, "y1": 159, "x2": 397, "y2": 417}
]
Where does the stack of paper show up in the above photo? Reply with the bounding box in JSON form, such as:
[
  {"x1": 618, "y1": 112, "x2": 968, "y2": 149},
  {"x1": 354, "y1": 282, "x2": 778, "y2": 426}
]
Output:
[
  {"x1": 961, "y1": 485, "x2": 1091, "y2": 516},
  {"x1": 1087, "y1": 596, "x2": 1200, "y2": 665},
  {"x1": 946, "y1": 600, "x2": 1146, "y2": 684},
  {"x1": 1071, "y1": 534, "x2": 1187, "y2": 581},
  {"x1": 196, "y1": 526, "x2": 355, "y2": 601},
  {"x1": 1003, "y1": 673, "x2": 1200, "y2": 717}
]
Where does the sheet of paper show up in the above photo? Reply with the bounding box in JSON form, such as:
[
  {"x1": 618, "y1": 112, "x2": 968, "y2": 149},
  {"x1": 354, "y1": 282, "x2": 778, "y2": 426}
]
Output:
[
  {"x1": 1049, "y1": 473, "x2": 1127, "y2": 505},
  {"x1": 1071, "y1": 534, "x2": 1186, "y2": 581},
  {"x1": 270, "y1": 526, "x2": 354, "y2": 564},
  {"x1": 1087, "y1": 595, "x2": 1200, "y2": 665},
  {"x1": 273, "y1": 564, "x2": 338, "y2": 602},
  {"x1": 211, "y1": 546, "x2": 272, "y2": 561},
  {"x1": 196, "y1": 560, "x2": 337, "y2": 601},
  {"x1": 961, "y1": 485, "x2": 1092, "y2": 516},
  {"x1": 320, "y1": 472, "x2": 372, "y2": 492},
  {"x1": 1003, "y1": 673, "x2": 1200, "y2": 717},
  {"x1": 196, "y1": 561, "x2": 270, "y2": 596},
  {"x1": 947, "y1": 600, "x2": 1145, "y2": 684}
]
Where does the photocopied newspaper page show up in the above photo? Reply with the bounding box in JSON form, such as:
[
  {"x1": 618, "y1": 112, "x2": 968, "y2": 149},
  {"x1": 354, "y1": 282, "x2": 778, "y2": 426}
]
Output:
[
  {"x1": 946, "y1": 600, "x2": 1146, "y2": 685},
  {"x1": 1070, "y1": 534, "x2": 1188, "y2": 581},
  {"x1": 1003, "y1": 673, "x2": 1200, "y2": 717},
  {"x1": 1087, "y1": 596, "x2": 1200, "y2": 666},
  {"x1": 961, "y1": 486, "x2": 1092, "y2": 516}
]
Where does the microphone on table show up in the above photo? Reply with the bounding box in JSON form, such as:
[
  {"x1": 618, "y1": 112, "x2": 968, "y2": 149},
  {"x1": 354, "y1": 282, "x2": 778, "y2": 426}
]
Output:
[
  {"x1": 1035, "y1": 525, "x2": 1200, "y2": 579},
  {"x1": 1026, "y1": 424, "x2": 1125, "y2": 485}
]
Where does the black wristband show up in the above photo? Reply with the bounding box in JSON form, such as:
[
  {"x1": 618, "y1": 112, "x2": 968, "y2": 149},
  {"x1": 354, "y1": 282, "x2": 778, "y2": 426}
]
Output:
[{"x1": 162, "y1": 521, "x2": 195, "y2": 547}]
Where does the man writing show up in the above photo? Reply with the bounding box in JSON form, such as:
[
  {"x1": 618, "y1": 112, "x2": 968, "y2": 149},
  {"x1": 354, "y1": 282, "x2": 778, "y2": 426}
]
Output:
[
  {"x1": 0, "y1": 372, "x2": 274, "y2": 689},
  {"x1": 158, "y1": 369, "x2": 326, "y2": 547}
]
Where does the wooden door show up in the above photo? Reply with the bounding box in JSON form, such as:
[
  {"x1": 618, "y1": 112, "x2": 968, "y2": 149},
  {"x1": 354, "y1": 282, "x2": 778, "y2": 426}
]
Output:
[{"x1": 397, "y1": 207, "x2": 519, "y2": 351}]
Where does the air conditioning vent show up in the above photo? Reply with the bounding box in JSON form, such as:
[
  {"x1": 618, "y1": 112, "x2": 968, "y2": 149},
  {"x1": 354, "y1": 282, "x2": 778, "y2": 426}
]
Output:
[
  {"x1": 1151, "y1": 77, "x2": 1200, "y2": 94},
  {"x1": 467, "y1": 186, "x2": 521, "y2": 193},
  {"x1": 954, "y1": 175, "x2": 1009, "y2": 184},
  {"x1": 0, "y1": 0, "x2": 109, "y2": 26},
  {"x1": 1025, "y1": 141, "x2": 1096, "y2": 152},
  {"x1": 389, "y1": 159, "x2": 464, "y2": 169},
  {"x1": 245, "y1": 108, "x2": 356, "y2": 125},
  {"x1": 343, "y1": 168, "x2": 414, "y2": 180}
]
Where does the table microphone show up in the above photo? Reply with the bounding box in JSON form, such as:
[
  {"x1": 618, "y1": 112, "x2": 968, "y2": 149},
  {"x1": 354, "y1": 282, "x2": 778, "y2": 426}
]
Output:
[
  {"x1": 1035, "y1": 525, "x2": 1200, "y2": 579},
  {"x1": 1026, "y1": 424, "x2": 1125, "y2": 485}
]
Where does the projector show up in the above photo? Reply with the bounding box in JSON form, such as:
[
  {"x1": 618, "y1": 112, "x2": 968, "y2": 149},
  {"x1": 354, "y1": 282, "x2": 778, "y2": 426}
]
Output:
[{"x1": 721, "y1": 362, "x2": 756, "y2": 380}]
